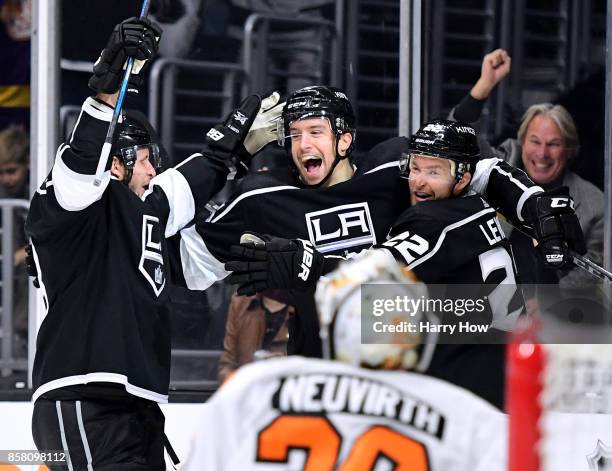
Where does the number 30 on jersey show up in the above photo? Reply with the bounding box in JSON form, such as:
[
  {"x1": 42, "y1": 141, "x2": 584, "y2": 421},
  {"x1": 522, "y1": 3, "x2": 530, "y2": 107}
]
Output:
[{"x1": 257, "y1": 415, "x2": 430, "y2": 470}]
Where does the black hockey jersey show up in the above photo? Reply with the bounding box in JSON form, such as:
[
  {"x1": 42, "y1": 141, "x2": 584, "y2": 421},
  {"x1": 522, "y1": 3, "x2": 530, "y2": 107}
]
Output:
[
  {"x1": 26, "y1": 97, "x2": 229, "y2": 403},
  {"x1": 382, "y1": 195, "x2": 523, "y2": 323},
  {"x1": 181, "y1": 138, "x2": 543, "y2": 291},
  {"x1": 378, "y1": 195, "x2": 525, "y2": 408},
  {"x1": 178, "y1": 135, "x2": 540, "y2": 361}
]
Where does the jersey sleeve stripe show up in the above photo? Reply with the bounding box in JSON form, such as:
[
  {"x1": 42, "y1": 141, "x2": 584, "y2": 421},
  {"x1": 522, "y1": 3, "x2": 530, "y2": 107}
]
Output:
[
  {"x1": 363, "y1": 160, "x2": 399, "y2": 175},
  {"x1": 174, "y1": 152, "x2": 204, "y2": 169},
  {"x1": 516, "y1": 185, "x2": 544, "y2": 222},
  {"x1": 52, "y1": 145, "x2": 110, "y2": 211},
  {"x1": 180, "y1": 225, "x2": 229, "y2": 290},
  {"x1": 408, "y1": 207, "x2": 497, "y2": 270},
  {"x1": 470, "y1": 158, "x2": 502, "y2": 195},
  {"x1": 146, "y1": 168, "x2": 195, "y2": 237},
  {"x1": 81, "y1": 96, "x2": 119, "y2": 123},
  {"x1": 211, "y1": 185, "x2": 299, "y2": 223}
]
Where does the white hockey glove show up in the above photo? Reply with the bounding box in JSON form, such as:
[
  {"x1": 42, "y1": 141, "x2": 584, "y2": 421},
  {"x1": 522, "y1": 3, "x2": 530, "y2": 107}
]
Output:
[{"x1": 243, "y1": 92, "x2": 285, "y2": 156}]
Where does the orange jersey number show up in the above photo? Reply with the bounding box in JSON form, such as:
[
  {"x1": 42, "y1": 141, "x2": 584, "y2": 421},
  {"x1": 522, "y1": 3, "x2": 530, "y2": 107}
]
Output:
[{"x1": 257, "y1": 415, "x2": 429, "y2": 470}]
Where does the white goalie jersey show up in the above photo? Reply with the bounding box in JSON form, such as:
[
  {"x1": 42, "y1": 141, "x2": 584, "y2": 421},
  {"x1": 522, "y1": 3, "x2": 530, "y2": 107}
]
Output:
[{"x1": 183, "y1": 357, "x2": 507, "y2": 471}]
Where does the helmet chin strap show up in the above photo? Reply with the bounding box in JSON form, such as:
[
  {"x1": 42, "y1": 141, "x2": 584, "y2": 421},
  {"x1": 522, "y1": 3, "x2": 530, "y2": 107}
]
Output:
[{"x1": 299, "y1": 138, "x2": 348, "y2": 189}]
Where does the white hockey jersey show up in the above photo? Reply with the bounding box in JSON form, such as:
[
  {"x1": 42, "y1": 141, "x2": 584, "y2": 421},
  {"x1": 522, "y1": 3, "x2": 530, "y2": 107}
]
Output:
[{"x1": 183, "y1": 357, "x2": 507, "y2": 471}]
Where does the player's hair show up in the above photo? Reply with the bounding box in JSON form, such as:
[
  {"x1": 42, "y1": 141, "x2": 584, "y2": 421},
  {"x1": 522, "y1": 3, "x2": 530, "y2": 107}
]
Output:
[
  {"x1": 517, "y1": 103, "x2": 579, "y2": 160},
  {"x1": 0, "y1": 125, "x2": 29, "y2": 166}
]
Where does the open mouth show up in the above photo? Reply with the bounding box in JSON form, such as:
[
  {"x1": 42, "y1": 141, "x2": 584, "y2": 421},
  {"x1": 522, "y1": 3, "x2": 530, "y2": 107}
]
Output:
[
  {"x1": 413, "y1": 191, "x2": 432, "y2": 202},
  {"x1": 302, "y1": 156, "x2": 323, "y2": 175},
  {"x1": 531, "y1": 161, "x2": 553, "y2": 171}
]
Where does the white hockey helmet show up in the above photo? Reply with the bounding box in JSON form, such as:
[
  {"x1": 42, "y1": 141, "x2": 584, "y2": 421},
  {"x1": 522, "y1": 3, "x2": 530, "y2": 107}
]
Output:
[{"x1": 315, "y1": 249, "x2": 437, "y2": 371}]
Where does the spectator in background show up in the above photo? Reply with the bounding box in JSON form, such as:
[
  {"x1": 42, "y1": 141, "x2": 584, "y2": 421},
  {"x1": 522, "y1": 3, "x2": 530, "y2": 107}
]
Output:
[
  {"x1": 230, "y1": 0, "x2": 335, "y2": 94},
  {"x1": 218, "y1": 292, "x2": 292, "y2": 384},
  {"x1": 0, "y1": 0, "x2": 30, "y2": 129},
  {"x1": 0, "y1": 124, "x2": 29, "y2": 356},
  {"x1": 61, "y1": 0, "x2": 201, "y2": 113},
  {"x1": 450, "y1": 49, "x2": 604, "y2": 295},
  {"x1": 151, "y1": 0, "x2": 202, "y2": 60}
]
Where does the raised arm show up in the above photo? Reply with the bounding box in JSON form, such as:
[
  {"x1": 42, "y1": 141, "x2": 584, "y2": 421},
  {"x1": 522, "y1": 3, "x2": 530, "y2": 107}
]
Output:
[{"x1": 449, "y1": 48, "x2": 511, "y2": 123}]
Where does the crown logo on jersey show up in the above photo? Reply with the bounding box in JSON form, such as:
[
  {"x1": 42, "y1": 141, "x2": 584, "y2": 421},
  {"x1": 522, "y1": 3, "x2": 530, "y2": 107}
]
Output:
[{"x1": 155, "y1": 265, "x2": 164, "y2": 285}]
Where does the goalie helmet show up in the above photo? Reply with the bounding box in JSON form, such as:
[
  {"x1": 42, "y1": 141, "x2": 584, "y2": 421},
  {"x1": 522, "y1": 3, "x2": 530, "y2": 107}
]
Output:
[
  {"x1": 281, "y1": 85, "x2": 356, "y2": 157},
  {"x1": 400, "y1": 119, "x2": 480, "y2": 183},
  {"x1": 111, "y1": 117, "x2": 162, "y2": 183},
  {"x1": 315, "y1": 249, "x2": 437, "y2": 371}
]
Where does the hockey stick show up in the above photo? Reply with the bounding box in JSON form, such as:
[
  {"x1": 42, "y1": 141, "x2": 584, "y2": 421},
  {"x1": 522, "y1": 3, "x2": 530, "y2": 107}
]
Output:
[
  {"x1": 507, "y1": 220, "x2": 612, "y2": 282},
  {"x1": 568, "y1": 252, "x2": 612, "y2": 282},
  {"x1": 93, "y1": 0, "x2": 152, "y2": 186}
]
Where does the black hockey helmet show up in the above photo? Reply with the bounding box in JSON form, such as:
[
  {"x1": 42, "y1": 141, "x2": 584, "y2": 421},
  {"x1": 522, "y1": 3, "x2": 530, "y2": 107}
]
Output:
[
  {"x1": 280, "y1": 86, "x2": 356, "y2": 188},
  {"x1": 400, "y1": 119, "x2": 480, "y2": 183},
  {"x1": 281, "y1": 85, "x2": 356, "y2": 156},
  {"x1": 111, "y1": 117, "x2": 161, "y2": 183}
]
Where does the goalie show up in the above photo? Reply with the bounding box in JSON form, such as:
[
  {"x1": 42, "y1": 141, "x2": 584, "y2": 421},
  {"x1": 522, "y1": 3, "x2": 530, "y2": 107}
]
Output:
[{"x1": 183, "y1": 252, "x2": 508, "y2": 470}]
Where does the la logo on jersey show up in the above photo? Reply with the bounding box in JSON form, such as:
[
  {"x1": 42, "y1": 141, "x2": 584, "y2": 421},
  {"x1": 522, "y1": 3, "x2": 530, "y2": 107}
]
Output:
[
  {"x1": 139, "y1": 215, "x2": 166, "y2": 297},
  {"x1": 305, "y1": 202, "x2": 376, "y2": 253}
]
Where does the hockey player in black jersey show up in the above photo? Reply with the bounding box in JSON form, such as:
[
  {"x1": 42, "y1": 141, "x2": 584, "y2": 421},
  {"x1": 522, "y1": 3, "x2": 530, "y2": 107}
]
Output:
[
  {"x1": 25, "y1": 17, "x2": 271, "y2": 470},
  {"x1": 377, "y1": 119, "x2": 526, "y2": 407},
  {"x1": 183, "y1": 85, "x2": 585, "y2": 356},
  {"x1": 228, "y1": 119, "x2": 530, "y2": 407}
]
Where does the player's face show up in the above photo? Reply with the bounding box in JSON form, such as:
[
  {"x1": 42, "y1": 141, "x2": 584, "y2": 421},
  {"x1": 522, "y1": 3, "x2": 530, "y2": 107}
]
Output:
[
  {"x1": 128, "y1": 147, "x2": 157, "y2": 197},
  {"x1": 521, "y1": 114, "x2": 569, "y2": 185},
  {"x1": 289, "y1": 117, "x2": 352, "y2": 186},
  {"x1": 407, "y1": 155, "x2": 455, "y2": 205},
  {"x1": 0, "y1": 162, "x2": 28, "y2": 196}
]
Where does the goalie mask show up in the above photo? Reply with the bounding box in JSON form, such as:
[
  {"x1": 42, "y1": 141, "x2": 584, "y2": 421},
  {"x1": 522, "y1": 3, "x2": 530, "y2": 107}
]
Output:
[
  {"x1": 111, "y1": 118, "x2": 162, "y2": 184},
  {"x1": 280, "y1": 86, "x2": 356, "y2": 187},
  {"x1": 400, "y1": 119, "x2": 480, "y2": 185},
  {"x1": 315, "y1": 249, "x2": 437, "y2": 372}
]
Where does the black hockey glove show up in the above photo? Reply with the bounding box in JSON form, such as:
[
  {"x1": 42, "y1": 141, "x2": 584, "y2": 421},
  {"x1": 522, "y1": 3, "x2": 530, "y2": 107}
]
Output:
[
  {"x1": 204, "y1": 95, "x2": 262, "y2": 178},
  {"x1": 225, "y1": 232, "x2": 325, "y2": 296},
  {"x1": 523, "y1": 186, "x2": 586, "y2": 269},
  {"x1": 88, "y1": 17, "x2": 162, "y2": 96},
  {"x1": 25, "y1": 244, "x2": 40, "y2": 288}
]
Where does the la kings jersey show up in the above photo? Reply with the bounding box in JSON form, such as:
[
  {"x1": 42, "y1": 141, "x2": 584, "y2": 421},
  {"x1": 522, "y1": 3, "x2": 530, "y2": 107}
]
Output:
[
  {"x1": 183, "y1": 357, "x2": 507, "y2": 471},
  {"x1": 26, "y1": 97, "x2": 229, "y2": 403},
  {"x1": 378, "y1": 195, "x2": 525, "y2": 408},
  {"x1": 380, "y1": 194, "x2": 523, "y2": 326},
  {"x1": 180, "y1": 138, "x2": 543, "y2": 290}
]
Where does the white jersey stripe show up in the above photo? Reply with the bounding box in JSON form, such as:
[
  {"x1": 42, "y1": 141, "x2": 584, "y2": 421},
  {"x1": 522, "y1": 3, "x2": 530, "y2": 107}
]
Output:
[
  {"x1": 146, "y1": 168, "x2": 196, "y2": 237},
  {"x1": 75, "y1": 401, "x2": 94, "y2": 471},
  {"x1": 55, "y1": 402, "x2": 75, "y2": 471},
  {"x1": 180, "y1": 225, "x2": 229, "y2": 290},
  {"x1": 211, "y1": 185, "x2": 299, "y2": 223},
  {"x1": 408, "y1": 207, "x2": 497, "y2": 270},
  {"x1": 32, "y1": 373, "x2": 169, "y2": 403},
  {"x1": 363, "y1": 160, "x2": 399, "y2": 175}
]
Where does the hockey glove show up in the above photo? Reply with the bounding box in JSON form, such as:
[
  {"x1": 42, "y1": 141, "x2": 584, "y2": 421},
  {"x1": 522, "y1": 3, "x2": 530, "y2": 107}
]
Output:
[
  {"x1": 225, "y1": 232, "x2": 324, "y2": 296},
  {"x1": 523, "y1": 186, "x2": 586, "y2": 269},
  {"x1": 204, "y1": 95, "x2": 262, "y2": 177},
  {"x1": 25, "y1": 244, "x2": 40, "y2": 288},
  {"x1": 243, "y1": 92, "x2": 285, "y2": 155},
  {"x1": 88, "y1": 17, "x2": 162, "y2": 96}
]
